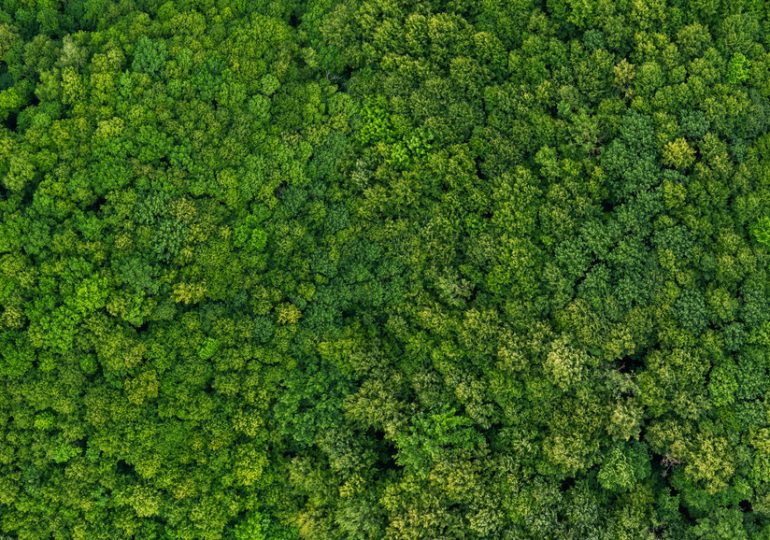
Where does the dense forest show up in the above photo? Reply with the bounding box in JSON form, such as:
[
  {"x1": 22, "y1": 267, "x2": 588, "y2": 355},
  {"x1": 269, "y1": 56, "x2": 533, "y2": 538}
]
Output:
[{"x1": 1, "y1": 0, "x2": 770, "y2": 538}]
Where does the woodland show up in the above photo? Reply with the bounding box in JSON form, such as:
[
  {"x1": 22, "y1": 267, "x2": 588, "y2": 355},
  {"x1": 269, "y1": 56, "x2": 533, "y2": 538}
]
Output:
[{"x1": 2, "y1": 0, "x2": 770, "y2": 538}]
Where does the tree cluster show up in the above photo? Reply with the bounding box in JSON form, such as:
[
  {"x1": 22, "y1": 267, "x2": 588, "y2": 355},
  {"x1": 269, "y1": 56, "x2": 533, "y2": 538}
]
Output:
[{"x1": 1, "y1": 0, "x2": 770, "y2": 538}]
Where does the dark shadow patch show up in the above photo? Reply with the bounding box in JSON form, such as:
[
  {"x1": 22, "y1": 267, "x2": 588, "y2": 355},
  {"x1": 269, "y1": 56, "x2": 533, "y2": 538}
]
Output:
[
  {"x1": 116, "y1": 459, "x2": 135, "y2": 475},
  {"x1": 651, "y1": 452, "x2": 682, "y2": 478},
  {"x1": 474, "y1": 156, "x2": 488, "y2": 181},
  {"x1": 678, "y1": 503, "x2": 696, "y2": 525},
  {"x1": 617, "y1": 352, "x2": 645, "y2": 373},
  {"x1": 560, "y1": 477, "x2": 575, "y2": 492},
  {"x1": 274, "y1": 183, "x2": 287, "y2": 200},
  {"x1": 467, "y1": 285, "x2": 479, "y2": 304},
  {"x1": 372, "y1": 432, "x2": 398, "y2": 472},
  {"x1": 601, "y1": 199, "x2": 615, "y2": 213},
  {"x1": 85, "y1": 195, "x2": 106, "y2": 214},
  {"x1": 0, "y1": 62, "x2": 11, "y2": 90},
  {"x1": 740, "y1": 500, "x2": 753, "y2": 513},
  {"x1": 3, "y1": 110, "x2": 18, "y2": 131}
]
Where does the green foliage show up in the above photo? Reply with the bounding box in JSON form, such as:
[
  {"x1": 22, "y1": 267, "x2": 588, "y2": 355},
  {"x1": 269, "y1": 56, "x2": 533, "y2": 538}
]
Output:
[
  {"x1": 197, "y1": 337, "x2": 221, "y2": 360},
  {"x1": 233, "y1": 511, "x2": 298, "y2": 540},
  {"x1": 357, "y1": 99, "x2": 395, "y2": 145},
  {"x1": 1, "y1": 1, "x2": 769, "y2": 538},
  {"x1": 598, "y1": 442, "x2": 651, "y2": 492},
  {"x1": 727, "y1": 53, "x2": 750, "y2": 85},
  {"x1": 131, "y1": 36, "x2": 167, "y2": 75},
  {"x1": 753, "y1": 217, "x2": 770, "y2": 248}
]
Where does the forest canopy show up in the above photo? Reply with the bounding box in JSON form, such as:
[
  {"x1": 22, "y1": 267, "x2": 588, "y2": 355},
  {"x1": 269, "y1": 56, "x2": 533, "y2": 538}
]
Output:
[{"x1": 2, "y1": 0, "x2": 770, "y2": 538}]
